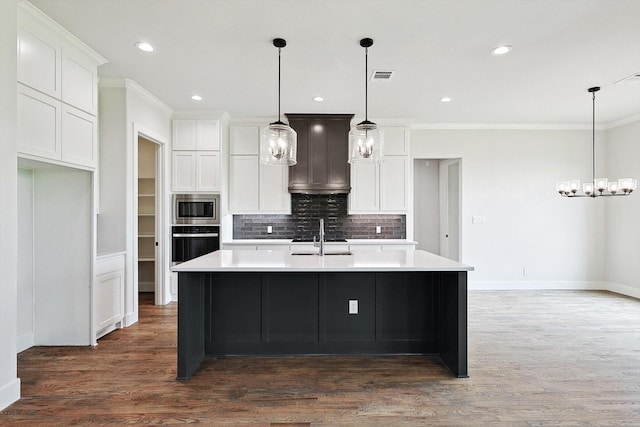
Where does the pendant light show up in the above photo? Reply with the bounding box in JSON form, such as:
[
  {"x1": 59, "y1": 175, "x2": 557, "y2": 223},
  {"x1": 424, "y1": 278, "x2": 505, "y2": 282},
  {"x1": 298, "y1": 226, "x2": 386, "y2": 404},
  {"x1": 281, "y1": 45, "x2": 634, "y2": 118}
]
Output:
[
  {"x1": 349, "y1": 38, "x2": 384, "y2": 164},
  {"x1": 260, "y1": 38, "x2": 297, "y2": 166},
  {"x1": 556, "y1": 86, "x2": 636, "y2": 197}
]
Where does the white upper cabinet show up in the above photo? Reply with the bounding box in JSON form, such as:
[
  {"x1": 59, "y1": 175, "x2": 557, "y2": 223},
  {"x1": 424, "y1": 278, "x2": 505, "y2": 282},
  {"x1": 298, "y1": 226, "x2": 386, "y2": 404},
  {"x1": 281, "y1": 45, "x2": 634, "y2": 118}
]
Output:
[
  {"x1": 17, "y1": 26, "x2": 60, "y2": 99},
  {"x1": 349, "y1": 125, "x2": 409, "y2": 213},
  {"x1": 61, "y1": 49, "x2": 98, "y2": 115},
  {"x1": 228, "y1": 124, "x2": 290, "y2": 213},
  {"x1": 171, "y1": 116, "x2": 225, "y2": 192},
  {"x1": 382, "y1": 126, "x2": 409, "y2": 156},
  {"x1": 172, "y1": 119, "x2": 220, "y2": 151},
  {"x1": 18, "y1": 84, "x2": 61, "y2": 160},
  {"x1": 230, "y1": 125, "x2": 259, "y2": 155},
  {"x1": 16, "y1": 2, "x2": 106, "y2": 169}
]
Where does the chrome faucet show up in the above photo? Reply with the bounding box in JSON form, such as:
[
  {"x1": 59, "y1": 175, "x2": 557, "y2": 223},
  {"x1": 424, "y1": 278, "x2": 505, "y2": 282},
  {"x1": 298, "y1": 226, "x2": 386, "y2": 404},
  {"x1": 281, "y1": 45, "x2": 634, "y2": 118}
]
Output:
[{"x1": 314, "y1": 218, "x2": 325, "y2": 255}]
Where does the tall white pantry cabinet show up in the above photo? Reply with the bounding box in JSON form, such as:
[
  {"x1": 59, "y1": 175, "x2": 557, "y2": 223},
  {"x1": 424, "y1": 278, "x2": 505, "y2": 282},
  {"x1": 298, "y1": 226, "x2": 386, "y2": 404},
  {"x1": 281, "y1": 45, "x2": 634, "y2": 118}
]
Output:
[{"x1": 15, "y1": 1, "x2": 115, "y2": 349}]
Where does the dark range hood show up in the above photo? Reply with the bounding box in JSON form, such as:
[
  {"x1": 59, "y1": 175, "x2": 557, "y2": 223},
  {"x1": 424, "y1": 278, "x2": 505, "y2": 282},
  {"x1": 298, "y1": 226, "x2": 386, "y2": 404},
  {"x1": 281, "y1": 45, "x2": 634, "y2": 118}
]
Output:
[{"x1": 286, "y1": 113, "x2": 353, "y2": 194}]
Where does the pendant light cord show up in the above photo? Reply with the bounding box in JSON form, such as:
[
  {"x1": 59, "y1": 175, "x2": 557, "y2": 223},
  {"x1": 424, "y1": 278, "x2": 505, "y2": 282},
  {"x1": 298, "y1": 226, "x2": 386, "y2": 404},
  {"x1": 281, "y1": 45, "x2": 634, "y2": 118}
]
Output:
[
  {"x1": 592, "y1": 90, "x2": 596, "y2": 184},
  {"x1": 278, "y1": 47, "x2": 282, "y2": 122},
  {"x1": 364, "y1": 46, "x2": 368, "y2": 121}
]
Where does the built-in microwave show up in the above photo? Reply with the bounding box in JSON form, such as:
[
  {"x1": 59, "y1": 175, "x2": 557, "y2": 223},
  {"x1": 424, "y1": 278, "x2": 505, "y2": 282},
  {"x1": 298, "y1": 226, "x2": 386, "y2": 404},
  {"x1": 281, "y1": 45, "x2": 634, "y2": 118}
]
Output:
[{"x1": 173, "y1": 194, "x2": 220, "y2": 225}]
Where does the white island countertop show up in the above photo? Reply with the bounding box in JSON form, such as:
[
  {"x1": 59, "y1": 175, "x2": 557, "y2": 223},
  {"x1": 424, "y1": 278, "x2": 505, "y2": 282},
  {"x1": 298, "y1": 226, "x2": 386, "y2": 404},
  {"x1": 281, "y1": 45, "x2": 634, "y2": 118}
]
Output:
[{"x1": 172, "y1": 249, "x2": 474, "y2": 273}]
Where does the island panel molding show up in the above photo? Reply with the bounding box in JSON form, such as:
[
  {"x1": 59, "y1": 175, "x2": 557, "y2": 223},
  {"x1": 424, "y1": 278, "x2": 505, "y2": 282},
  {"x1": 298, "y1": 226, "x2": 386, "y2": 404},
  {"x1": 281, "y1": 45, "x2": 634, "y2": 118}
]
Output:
[{"x1": 175, "y1": 250, "x2": 472, "y2": 380}]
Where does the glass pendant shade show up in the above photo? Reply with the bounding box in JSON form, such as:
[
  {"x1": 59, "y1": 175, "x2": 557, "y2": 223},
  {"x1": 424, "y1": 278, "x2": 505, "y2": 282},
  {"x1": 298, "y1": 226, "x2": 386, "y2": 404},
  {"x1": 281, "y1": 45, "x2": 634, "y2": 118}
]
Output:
[
  {"x1": 260, "y1": 121, "x2": 297, "y2": 166},
  {"x1": 348, "y1": 121, "x2": 384, "y2": 163}
]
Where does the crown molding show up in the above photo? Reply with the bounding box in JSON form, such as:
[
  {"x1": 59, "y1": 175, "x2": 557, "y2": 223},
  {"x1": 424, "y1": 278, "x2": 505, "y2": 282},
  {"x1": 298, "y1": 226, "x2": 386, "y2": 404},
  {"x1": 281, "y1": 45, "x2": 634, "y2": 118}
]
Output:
[
  {"x1": 100, "y1": 78, "x2": 172, "y2": 115},
  {"x1": 409, "y1": 123, "x2": 593, "y2": 130},
  {"x1": 605, "y1": 114, "x2": 640, "y2": 129}
]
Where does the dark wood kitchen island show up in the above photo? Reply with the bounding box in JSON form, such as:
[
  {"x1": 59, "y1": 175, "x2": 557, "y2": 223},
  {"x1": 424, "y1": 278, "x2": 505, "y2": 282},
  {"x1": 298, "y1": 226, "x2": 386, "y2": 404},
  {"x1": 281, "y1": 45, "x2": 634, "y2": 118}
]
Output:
[{"x1": 173, "y1": 249, "x2": 474, "y2": 380}]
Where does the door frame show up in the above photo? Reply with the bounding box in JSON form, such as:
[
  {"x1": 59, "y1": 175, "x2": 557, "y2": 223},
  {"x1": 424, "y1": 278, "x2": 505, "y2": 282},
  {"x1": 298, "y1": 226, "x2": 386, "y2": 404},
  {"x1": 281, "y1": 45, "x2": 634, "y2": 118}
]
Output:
[
  {"x1": 132, "y1": 125, "x2": 170, "y2": 307},
  {"x1": 439, "y1": 159, "x2": 462, "y2": 261}
]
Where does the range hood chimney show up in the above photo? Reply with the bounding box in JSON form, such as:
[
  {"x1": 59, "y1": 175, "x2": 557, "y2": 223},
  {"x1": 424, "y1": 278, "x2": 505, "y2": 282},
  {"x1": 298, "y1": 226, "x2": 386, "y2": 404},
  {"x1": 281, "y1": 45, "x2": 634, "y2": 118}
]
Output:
[{"x1": 286, "y1": 114, "x2": 353, "y2": 194}]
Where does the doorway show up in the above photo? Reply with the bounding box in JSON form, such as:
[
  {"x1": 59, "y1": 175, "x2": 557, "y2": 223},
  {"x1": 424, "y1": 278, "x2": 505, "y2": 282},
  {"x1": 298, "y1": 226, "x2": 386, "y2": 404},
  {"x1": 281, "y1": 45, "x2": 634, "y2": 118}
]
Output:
[
  {"x1": 136, "y1": 136, "x2": 160, "y2": 301},
  {"x1": 413, "y1": 158, "x2": 461, "y2": 261}
]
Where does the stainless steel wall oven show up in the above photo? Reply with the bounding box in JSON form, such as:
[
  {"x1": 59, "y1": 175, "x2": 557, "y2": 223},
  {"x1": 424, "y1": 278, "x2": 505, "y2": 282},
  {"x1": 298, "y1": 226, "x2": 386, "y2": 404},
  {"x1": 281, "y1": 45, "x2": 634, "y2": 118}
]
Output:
[{"x1": 172, "y1": 194, "x2": 220, "y2": 265}]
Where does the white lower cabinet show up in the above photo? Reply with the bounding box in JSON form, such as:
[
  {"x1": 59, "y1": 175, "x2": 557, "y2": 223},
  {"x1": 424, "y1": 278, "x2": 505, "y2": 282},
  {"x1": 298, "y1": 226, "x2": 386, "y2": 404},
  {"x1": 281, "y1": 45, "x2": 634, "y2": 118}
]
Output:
[
  {"x1": 172, "y1": 151, "x2": 220, "y2": 192},
  {"x1": 95, "y1": 253, "x2": 125, "y2": 339}
]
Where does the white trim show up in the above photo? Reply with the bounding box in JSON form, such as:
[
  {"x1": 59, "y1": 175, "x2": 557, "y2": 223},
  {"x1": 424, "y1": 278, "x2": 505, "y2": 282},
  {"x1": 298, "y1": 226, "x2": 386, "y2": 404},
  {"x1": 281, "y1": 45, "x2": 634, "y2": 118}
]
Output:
[
  {"x1": 606, "y1": 114, "x2": 640, "y2": 129},
  {"x1": 469, "y1": 281, "x2": 606, "y2": 291},
  {"x1": 172, "y1": 110, "x2": 230, "y2": 121},
  {"x1": 99, "y1": 78, "x2": 173, "y2": 115},
  {"x1": 410, "y1": 123, "x2": 593, "y2": 131},
  {"x1": 16, "y1": 332, "x2": 34, "y2": 353},
  {"x1": 605, "y1": 282, "x2": 640, "y2": 300},
  {"x1": 123, "y1": 312, "x2": 138, "y2": 328},
  {"x1": 0, "y1": 378, "x2": 21, "y2": 411},
  {"x1": 18, "y1": 0, "x2": 107, "y2": 66}
]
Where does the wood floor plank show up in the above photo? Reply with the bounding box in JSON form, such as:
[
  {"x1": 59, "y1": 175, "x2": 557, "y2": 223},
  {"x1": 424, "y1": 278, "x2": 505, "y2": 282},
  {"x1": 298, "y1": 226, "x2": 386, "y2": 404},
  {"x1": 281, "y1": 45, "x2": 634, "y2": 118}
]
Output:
[{"x1": 1, "y1": 290, "x2": 640, "y2": 425}]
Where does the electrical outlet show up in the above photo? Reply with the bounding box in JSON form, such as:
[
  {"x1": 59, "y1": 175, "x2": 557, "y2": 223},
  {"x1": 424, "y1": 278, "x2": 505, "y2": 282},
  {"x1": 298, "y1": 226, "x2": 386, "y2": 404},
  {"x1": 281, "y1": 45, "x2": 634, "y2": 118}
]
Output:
[
  {"x1": 376, "y1": 225, "x2": 381, "y2": 234},
  {"x1": 267, "y1": 225, "x2": 272, "y2": 234},
  {"x1": 349, "y1": 300, "x2": 358, "y2": 315}
]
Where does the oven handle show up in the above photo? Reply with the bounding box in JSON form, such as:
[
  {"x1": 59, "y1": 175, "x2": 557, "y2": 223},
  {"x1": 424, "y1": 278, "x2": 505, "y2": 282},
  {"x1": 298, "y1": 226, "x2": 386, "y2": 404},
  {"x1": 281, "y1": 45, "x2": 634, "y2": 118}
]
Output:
[{"x1": 172, "y1": 233, "x2": 219, "y2": 238}]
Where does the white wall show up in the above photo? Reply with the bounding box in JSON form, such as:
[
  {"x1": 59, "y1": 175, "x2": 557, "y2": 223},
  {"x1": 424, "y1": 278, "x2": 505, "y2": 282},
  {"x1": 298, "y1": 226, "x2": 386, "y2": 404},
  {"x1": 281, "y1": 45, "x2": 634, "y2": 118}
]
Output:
[
  {"x1": 413, "y1": 159, "x2": 440, "y2": 253},
  {"x1": 17, "y1": 169, "x2": 34, "y2": 353},
  {"x1": 0, "y1": 0, "x2": 20, "y2": 410},
  {"x1": 604, "y1": 120, "x2": 640, "y2": 298},
  {"x1": 99, "y1": 79, "x2": 172, "y2": 324},
  {"x1": 411, "y1": 128, "x2": 606, "y2": 288}
]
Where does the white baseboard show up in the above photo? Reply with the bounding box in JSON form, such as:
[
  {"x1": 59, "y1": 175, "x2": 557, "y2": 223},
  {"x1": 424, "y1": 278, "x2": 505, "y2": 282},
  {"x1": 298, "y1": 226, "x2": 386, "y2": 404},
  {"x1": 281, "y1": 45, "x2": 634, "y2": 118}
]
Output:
[
  {"x1": 123, "y1": 312, "x2": 138, "y2": 327},
  {"x1": 16, "y1": 332, "x2": 34, "y2": 353},
  {"x1": 604, "y1": 282, "x2": 640, "y2": 299},
  {"x1": 0, "y1": 378, "x2": 20, "y2": 411},
  {"x1": 469, "y1": 281, "x2": 606, "y2": 291}
]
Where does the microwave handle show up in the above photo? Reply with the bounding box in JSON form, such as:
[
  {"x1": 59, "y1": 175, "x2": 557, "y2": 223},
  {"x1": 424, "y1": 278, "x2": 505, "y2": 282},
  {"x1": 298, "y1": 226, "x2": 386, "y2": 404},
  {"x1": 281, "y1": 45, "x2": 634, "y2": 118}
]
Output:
[{"x1": 172, "y1": 233, "x2": 219, "y2": 238}]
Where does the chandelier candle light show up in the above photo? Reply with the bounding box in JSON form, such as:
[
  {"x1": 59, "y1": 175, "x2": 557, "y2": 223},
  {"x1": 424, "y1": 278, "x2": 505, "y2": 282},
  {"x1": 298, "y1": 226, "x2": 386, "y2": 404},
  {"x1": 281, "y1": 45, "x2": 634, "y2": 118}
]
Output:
[
  {"x1": 349, "y1": 38, "x2": 384, "y2": 164},
  {"x1": 557, "y1": 86, "x2": 636, "y2": 197},
  {"x1": 260, "y1": 38, "x2": 297, "y2": 166}
]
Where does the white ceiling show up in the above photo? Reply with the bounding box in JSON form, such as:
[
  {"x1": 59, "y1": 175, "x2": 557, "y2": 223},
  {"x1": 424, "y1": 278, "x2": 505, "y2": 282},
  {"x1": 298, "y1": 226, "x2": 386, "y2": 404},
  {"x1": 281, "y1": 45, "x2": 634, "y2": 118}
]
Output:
[{"x1": 30, "y1": 0, "x2": 640, "y2": 125}]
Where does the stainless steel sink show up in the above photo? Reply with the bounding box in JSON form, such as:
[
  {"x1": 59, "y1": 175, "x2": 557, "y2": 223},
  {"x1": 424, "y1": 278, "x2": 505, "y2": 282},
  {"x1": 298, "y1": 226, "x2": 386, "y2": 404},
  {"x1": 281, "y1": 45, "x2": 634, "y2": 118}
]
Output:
[{"x1": 290, "y1": 251, "x2": 353, "y2": 256}]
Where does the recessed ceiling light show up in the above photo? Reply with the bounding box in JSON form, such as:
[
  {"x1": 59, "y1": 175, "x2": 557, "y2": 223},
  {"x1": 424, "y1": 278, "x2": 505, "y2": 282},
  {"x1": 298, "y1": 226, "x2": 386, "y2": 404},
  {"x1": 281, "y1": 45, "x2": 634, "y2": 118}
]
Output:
[
  {"x1": 491, "y1": 45, "x2": 512, "y2": 56},
  {"x1": 136, "y1": 42, "x2": 155, "y2": 52},
  {"x1": 191, "y1": 95, "x2": 203, "y2": 101},
  {"x1": 440, "y1": 97, "x2": 452, "y2": 103},
  {"x1": 313, "y1": 96, "x2": 324, "y2": 102}
]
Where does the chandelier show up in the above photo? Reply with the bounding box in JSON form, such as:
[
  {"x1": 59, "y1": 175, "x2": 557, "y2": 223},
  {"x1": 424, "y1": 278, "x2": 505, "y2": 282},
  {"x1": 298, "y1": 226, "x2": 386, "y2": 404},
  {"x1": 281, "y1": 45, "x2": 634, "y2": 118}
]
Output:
[{"x1": 557, "y1": 86, "x2": 636, "y2": 197}]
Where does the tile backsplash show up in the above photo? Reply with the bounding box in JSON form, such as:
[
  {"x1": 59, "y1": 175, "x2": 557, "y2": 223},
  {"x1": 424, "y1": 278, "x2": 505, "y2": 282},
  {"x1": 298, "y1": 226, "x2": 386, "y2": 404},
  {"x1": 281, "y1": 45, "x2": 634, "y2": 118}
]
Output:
[{"x1": 233, "y1": 194, "x2": 405, "y2": 240}]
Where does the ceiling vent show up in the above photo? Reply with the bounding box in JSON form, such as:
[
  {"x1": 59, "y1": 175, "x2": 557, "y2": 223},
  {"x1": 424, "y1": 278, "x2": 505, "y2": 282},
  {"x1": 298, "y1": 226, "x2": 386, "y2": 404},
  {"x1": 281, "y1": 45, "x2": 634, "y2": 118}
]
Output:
[
  {"x1": 615, "y1": 72, "x2": 640, "y2": 85},
  {"x1": 371, "y1": 70, "x2": 395, "y2": 81}
]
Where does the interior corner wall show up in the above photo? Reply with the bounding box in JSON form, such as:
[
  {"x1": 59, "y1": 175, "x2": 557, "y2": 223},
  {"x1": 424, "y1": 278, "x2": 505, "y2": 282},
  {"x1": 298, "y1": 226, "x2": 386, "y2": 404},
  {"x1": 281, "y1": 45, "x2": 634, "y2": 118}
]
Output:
[
  {"x1": 97, "y1": 86, "x2": 127, "y2": 255},
  {"x1": 604, "y1": 120, "x2": 640, "y2": 298},
  {"x1": 410, "y1": 128, "x2": 606, "y2": 288},
  {"x1": 413, "y1": 159, "x2": 440, "y2": 253},
  {"x1": 0, "y1": 0, "x2": 21, "y2": 410}
]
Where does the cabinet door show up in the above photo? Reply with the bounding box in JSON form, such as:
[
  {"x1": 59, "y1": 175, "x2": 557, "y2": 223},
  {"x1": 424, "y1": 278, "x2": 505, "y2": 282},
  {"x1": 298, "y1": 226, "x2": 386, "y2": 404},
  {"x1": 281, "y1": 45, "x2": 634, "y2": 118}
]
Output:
[
  {"x1": 172, "y1": 120, "x2": 197, "y2": 150},
  {"x1": 62, "y1": 48, "x2": 97, "y2": 115},
  {"x1": 196, "y1": 151, "x2": 220, "y2": 191},
  {"x1": 172, "y1": 151, "x2": 197, "y2": 191},
  {"x1": 380, "y1": 156, "x2": 408, "y2": 211},
  {"x1": 349, "y1": 162, "x2": 378, "y2": 212},
  {"x1": 17, "y1": 84, "x2": 61, "y2": 161},
  {"x1": 259, "y1": 162, "x2": 290, "y2": 212},
  {"x1": 382, "y1": 126, "x2": 408, "y2": 156},
  {"x1": 95, "y1": 271, "x2": 123, "y2": 331},
  {"x1": 17, "y1": 27, "x2": 61, "y2": 98},
  {"x1": 230, "y1": 124, "x2": 259, "y2": 155},
  {"x1": 61, "y1": 104, "x2": 97, "y2": 167},
  {"x1": 196, "y1": 120, "x2": 220, "y2": 150},
  {"x1": 229, "y1": 156, "x2": 259, "y2": 212}
]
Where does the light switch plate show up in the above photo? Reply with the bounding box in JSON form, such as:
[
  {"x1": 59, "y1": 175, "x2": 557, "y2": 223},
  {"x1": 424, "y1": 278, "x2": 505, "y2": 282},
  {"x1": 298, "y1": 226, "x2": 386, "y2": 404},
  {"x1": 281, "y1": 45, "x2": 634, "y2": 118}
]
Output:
[
  {"x1": 349, "y1": 299, "x2": 358, "y2": 314},
  {"x1": 472, "y1": 216, "x2": 486, "y2": 224}
]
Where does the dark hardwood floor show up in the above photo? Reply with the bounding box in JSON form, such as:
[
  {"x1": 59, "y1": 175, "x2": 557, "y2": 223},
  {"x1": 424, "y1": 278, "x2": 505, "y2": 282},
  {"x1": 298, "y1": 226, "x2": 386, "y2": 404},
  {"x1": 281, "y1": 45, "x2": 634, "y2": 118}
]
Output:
[{"x1": 2, "y1": 290, "x2": 640, "y2": 426}]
